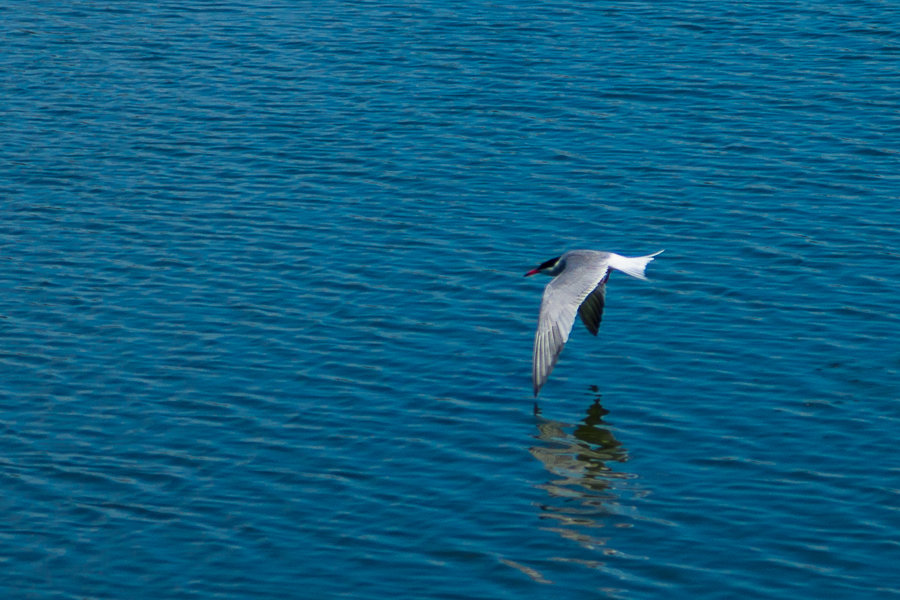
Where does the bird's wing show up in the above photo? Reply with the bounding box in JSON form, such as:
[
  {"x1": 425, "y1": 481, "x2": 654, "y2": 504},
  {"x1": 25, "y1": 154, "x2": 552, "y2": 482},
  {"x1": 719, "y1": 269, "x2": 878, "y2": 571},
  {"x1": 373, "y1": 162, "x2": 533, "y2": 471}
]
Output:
[
  {"x1": 532, "y1": 254, "x2": 610, "y2": 396},
  {"x1": 577, "y1": 275, "x2": 608, "y2": 336}
]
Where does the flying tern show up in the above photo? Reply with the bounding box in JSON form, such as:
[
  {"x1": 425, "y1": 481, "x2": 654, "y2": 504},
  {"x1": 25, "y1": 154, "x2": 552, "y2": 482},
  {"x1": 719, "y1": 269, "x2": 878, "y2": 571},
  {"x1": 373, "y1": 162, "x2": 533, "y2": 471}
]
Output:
[{"x1": 525, "y1": 249, "x2": 663, "y2": 396}]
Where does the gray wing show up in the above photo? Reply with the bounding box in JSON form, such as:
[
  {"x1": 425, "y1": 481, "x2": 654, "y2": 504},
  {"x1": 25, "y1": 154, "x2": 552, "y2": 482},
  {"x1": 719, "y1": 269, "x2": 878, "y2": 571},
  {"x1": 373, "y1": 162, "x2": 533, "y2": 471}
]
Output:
[
  {"x1": 577, "y1": 276, "x2": 608, "y2": 336},
  {"x1": 532, "y1": 253, "x2": 611, "y2": 396}
]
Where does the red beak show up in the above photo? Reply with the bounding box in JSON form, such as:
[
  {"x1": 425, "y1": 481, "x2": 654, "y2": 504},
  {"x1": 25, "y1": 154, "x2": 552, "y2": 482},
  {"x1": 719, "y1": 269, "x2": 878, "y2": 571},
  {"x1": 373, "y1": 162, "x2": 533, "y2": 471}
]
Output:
[{"x1": 524, "y1": 268, "x2": 540, "y2": 277}]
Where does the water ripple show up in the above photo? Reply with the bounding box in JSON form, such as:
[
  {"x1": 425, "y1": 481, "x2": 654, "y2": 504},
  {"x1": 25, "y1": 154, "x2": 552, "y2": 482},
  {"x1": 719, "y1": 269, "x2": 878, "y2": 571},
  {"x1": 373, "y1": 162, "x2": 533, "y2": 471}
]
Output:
[{"x1": 3, "y1": 1, "x2": 900, "y2": 598}]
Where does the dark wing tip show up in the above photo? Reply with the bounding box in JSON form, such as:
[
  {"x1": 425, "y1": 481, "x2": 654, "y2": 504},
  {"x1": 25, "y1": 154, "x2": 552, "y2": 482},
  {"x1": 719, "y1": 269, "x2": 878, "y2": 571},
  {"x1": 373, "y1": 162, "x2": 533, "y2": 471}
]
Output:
[{"x1": 532, "y1": 325, "x2": 566, "y2": 397}]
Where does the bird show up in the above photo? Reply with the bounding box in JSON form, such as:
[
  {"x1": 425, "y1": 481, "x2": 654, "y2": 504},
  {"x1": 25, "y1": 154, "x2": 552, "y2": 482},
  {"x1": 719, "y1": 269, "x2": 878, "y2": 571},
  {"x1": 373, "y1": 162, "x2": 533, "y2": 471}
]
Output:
[{"x1": 525, "y1": 249, "x2": 663, "y2": 396}]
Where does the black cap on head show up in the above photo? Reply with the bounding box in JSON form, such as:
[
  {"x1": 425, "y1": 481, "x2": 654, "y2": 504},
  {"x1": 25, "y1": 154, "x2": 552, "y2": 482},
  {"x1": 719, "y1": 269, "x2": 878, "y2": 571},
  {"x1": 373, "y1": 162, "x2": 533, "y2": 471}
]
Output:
[
  {"x1": 537, "y1": 256, "x2": 560, "y2": 270},
  {"x1": 525, "y1": 255, "x2": 561, "y2": 276}
]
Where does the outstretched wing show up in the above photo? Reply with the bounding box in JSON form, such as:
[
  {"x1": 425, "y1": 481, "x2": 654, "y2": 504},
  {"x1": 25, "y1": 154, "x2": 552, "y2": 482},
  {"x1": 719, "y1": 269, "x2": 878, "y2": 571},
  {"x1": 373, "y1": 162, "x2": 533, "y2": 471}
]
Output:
[
  {"x1": 532, "y1": 253, "x2": 610, "y2": 396},
  {"x1": 577, "y1": 276, "x2": 608, "y2": 336}
]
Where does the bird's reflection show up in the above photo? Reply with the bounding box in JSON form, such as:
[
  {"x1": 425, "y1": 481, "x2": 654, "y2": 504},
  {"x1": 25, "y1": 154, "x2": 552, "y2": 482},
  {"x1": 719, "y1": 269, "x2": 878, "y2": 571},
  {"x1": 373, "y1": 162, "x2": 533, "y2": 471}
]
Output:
[{"x1": 530, "y1": 387, "x2": 634, "y2": 553}]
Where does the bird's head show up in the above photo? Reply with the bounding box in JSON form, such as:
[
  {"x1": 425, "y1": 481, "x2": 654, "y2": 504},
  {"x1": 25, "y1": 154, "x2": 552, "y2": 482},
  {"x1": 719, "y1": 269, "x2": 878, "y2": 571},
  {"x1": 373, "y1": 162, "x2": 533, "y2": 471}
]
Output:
[{"x1": 524, "y1": 255, "x2": 562, "y2": 277}]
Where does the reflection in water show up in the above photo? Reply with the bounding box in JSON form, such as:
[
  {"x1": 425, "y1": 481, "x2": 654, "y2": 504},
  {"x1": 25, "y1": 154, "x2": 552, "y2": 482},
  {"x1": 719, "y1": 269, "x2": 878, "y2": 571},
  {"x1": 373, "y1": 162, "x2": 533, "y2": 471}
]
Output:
[{"x1": 531, "y1": 387, "x2": 635, "y2": 556}]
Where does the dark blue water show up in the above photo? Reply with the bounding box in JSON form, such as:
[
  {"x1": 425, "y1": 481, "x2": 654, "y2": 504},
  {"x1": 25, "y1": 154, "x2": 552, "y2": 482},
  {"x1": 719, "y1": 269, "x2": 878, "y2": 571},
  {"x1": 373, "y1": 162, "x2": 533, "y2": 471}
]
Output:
[{"x1": 3, "y1": 2, "x2": 899, "y2": 598}]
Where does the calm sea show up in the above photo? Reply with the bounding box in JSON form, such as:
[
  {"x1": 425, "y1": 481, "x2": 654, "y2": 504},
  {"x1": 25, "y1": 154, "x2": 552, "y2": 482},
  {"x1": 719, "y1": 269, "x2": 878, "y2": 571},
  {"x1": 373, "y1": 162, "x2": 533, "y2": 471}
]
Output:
[{"x1": 2, "y1": 2, "x2": 899, "y2": 598}]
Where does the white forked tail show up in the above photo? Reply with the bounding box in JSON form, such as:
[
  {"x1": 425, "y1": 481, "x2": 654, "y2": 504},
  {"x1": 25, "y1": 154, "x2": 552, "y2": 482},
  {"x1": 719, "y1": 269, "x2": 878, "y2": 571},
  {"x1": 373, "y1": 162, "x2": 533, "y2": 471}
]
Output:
[{"x1": 607, "y1": 250, "x2": 664, "y2": 280}]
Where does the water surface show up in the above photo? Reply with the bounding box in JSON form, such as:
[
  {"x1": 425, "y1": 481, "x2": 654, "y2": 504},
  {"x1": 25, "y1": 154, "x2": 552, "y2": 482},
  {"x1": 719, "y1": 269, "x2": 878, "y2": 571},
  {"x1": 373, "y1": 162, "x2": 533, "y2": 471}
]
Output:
[{"x1": 2, "y1": 2, "x2": 899, "y2": 598}]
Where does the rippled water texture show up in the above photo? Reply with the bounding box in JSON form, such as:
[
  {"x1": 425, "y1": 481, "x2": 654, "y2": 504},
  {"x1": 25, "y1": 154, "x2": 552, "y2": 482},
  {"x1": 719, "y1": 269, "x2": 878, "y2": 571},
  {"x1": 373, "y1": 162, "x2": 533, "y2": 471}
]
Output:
[{"x1": 2, "y1": 2, "x2": 899, "y2": 599}]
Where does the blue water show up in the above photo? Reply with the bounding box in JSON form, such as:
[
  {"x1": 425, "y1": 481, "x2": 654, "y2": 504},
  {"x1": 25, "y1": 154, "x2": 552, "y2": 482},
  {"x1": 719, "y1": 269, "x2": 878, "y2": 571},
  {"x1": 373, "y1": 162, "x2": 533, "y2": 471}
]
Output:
[{"x1": 3, "y1": 2, "x2": 900, "y2": 598}]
